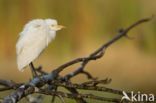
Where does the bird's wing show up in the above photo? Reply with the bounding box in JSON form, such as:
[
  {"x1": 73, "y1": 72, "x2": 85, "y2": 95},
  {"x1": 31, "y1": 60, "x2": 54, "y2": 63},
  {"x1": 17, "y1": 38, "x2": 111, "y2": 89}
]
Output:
[{"x1": 16, "y1": 31, "x2": 47, "y2": 71}]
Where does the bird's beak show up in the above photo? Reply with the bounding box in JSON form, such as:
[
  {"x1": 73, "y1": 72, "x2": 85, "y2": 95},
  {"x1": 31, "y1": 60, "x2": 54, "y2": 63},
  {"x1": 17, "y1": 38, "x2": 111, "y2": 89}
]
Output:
[{"x1": 51, "y1": 25, "x2": 65, "y2": 31}]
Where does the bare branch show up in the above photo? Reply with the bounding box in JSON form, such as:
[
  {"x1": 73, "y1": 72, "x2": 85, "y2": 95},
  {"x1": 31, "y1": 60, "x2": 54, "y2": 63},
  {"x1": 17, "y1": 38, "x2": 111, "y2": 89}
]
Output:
[
  {"x1": 60, "y1": 16, "x2": 153, "y2": 80},
  {"x1": 37, "y1": 90, "x2": 121, "y2": 103}
]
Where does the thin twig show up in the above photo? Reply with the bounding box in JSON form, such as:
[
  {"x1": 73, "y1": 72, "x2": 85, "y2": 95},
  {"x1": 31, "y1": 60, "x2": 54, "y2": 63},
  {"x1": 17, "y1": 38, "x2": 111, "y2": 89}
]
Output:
[{"x1": 37, "y1": 90, "x2": 121, "y2": 103}]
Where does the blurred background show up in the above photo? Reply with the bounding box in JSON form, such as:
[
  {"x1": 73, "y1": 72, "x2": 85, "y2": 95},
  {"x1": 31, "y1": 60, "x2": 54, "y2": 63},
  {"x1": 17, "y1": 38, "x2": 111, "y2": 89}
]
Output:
[{"x1": 0, "y1": 0, "x2": 156, "y2": 100}]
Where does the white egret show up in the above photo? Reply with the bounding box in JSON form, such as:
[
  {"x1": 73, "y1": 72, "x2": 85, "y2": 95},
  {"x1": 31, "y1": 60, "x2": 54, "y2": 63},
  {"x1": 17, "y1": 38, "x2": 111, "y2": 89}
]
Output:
[{"x1": 16, "y1": 19, "x2": 64, "y2": 76}]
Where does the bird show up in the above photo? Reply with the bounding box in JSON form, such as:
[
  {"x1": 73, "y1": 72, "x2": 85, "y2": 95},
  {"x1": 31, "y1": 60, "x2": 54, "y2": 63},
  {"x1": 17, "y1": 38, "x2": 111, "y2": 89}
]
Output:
[{"x1": 16, "y1": 19, "x2": 65, "y2": 77}]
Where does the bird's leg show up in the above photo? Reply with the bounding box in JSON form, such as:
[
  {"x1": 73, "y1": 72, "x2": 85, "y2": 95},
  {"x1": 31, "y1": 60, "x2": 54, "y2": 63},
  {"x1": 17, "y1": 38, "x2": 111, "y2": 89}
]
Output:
[{"x1": 29, "y1": 62, "x2": 38, "y2": 78}]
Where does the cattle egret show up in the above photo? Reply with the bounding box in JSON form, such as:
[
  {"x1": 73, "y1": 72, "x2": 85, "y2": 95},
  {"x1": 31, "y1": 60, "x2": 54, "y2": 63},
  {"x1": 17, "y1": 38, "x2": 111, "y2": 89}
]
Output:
[{"x1": 16, "y1": 19, "x2": 64, "y2": 76}]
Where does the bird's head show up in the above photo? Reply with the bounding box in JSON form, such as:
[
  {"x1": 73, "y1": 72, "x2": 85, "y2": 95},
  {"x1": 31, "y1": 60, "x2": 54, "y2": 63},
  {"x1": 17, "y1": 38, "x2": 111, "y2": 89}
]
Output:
[
  {"x1": 45, "y1": 19, "x2": 65, "y2": 31},
  {"x1": 22, "y1": 19, "x2": 65, "y2": 35}
]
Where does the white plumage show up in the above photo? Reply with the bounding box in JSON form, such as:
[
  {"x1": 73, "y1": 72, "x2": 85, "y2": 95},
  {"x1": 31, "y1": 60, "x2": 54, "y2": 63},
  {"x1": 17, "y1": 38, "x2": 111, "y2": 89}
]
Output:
[{"x1": 16, "y1": 19, "x2": 64, "y2": 71}]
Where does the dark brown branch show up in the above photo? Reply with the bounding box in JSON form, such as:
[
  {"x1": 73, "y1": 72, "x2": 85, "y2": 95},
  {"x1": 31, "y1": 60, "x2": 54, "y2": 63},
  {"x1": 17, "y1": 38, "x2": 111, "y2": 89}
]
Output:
[
  {"x1": 61, "y1": 16, "x2": 153, "y2": 80},
  {"x1": 90, "y1": 17, "x2": 153, "y2": 57},
  {"x1": 52, "y1": 80, "x2": 123, "y2": 95},
  {"x1": 53, "y1": 16, "x2": 153, "y2": 77},
  {"x1": 37, "y1": 90, "x2": 121, "y2": 103},
  {"x1": 0, "y1": 80, "x2": 23, "y2": 91}
]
